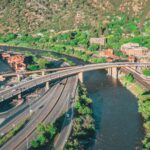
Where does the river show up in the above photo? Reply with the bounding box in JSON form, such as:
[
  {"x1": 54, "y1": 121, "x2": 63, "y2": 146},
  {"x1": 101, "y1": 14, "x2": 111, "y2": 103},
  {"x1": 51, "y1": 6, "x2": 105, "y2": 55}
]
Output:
[
  {"x1": 0, "y1": 59, "x2": 13, "y2": 73},
  {"x1": 0, "y1": 46, "x2": 144, "y2": 150},
  {"x1": 84, "y1": 70, "x2": 144, "y2": 150}
]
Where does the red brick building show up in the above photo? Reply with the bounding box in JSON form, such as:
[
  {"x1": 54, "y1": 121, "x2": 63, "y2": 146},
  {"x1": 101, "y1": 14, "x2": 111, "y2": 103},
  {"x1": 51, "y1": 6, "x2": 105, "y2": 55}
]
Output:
[
  {"x1": 98, "y1": 49, "x2": 120, "y2": 62},
  {"x1": 7, "y1": 55, "x2": 26, "y2": 71}
]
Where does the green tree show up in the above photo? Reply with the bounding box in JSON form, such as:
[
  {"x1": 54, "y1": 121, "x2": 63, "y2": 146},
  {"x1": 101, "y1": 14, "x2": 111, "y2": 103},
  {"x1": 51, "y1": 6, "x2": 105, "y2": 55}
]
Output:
[
  {"x1": 37, "y1": 58, "x2": 49, "y2": 69},
  {"x1": 31, "y1": 140, "x2": 40, "y2": 148},
  {"x1": 143, "y1": 69, "x2": 150, "y2": 76},
  {"x1": 27, "y1": 64, "x2": 39, "y2": 71},
  {"x1": 88, "y1": 44, "x2": 99, "y2": 51},
  {"x1": 4, "y1": 33, "x2": 17, "y2": 42},
  {"x1": 46, "y1": 124, "x2": 56, "y2": 139},
  {"x1": 125, "y1": 74, "x2": 134, "y2": 83},
  {"x1": 37, "y1": 134, "x2": 47, "y2": 146}
]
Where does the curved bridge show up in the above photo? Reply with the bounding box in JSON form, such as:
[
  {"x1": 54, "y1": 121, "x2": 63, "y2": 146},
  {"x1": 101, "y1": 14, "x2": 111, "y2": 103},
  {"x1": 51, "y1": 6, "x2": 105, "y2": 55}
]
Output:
[{"x1": 0, "y1": 62, "x2": 150, "y2": 102}]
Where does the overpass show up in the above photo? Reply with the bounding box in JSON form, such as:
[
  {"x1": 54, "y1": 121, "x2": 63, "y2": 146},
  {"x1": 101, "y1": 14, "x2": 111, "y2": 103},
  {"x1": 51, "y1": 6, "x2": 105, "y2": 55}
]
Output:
[
  {"x1": 0, "y1": 66, "x2": 75, "y2": 81},
  {"x1": 0, "y1": 62, "x2": 150, "y2": 102},
  {"x1": 0, "y1": 66, "x2": 75, "y2": 77}
]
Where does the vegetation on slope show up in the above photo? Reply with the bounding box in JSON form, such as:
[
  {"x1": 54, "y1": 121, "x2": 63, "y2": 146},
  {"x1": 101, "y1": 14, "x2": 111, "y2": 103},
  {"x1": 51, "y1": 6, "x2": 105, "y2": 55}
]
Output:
[
  {"x1": 139, "y1": 91, "x2": 150, "y2": 150},
  {"x1": 120, "y1": 74, "x2": 150, "y2": 150},
  {"x1": 0, "y1": 0, "x2": 150, "y2": 33},
  {"x1": 64, "y1": 83, "x2": 95, "y2": 150},
  {"x1": 143, "y1": 69, "x2": 150, "y2": 77},
  {"x1": 31, "y1": 123, "x2": 56, "y2": 149},
  {"x1": 0, "y1": 13, "x2": 150, "y2": 47}
]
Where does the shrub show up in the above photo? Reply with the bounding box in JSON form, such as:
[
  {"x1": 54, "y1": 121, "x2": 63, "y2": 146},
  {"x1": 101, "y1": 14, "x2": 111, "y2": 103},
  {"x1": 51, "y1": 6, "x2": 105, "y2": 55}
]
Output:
[
  {"x1": 125, "y1": 74, "x2": 134, "y2": 83},
  {"x1": 143, "y1": 69, "x2": 150, "y2": 76},
  {"x1": 27, "y1": 64, "x2": 39, "y2": 71}
]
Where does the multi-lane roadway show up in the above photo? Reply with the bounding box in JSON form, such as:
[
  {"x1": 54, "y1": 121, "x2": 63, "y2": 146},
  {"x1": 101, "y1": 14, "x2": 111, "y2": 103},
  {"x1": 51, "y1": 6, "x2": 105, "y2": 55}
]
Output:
[
  {"x1": 0, "y1": 81, "x2": 61, "y2": 135},
  {"x1": 54, "y1": 76, "x2": 78, "y2": 150},
  {"x1": 20, "y1": 76, "x2": 78, "y2": 150},
  {"x1": 0, "y1": 76, "x2": 78, "y2": 150}
]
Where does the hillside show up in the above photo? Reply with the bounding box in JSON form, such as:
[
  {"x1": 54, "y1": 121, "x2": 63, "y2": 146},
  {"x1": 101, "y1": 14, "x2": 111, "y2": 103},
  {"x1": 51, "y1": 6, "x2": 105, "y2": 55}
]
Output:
[{"x1": 0, "y1": 0, "x2": 150, "y2": 33}]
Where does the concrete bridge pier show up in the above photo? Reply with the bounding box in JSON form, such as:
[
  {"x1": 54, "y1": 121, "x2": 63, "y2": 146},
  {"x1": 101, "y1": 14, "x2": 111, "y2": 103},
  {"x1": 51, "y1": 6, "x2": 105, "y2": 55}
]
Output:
[
  {"x1": 112, "y1": 67, "x2": 118, "y2": 79},
  {"x1": 107, "y1": 67, "x2": 118, "y2": 79},
  {"x1": 45, "y1": 81, "x2": 50, "y2": 91},
  {"x1": 78, "y1": 72, "x2": 83, "y2": 83},
  {"x1": 107, "y1": 68, "x2": 112, "y2": 76},
  {"x1": 17, "y1": 74, "x2": 21, "y2": 81},
  {"x1": 42, "y1": 70, "x2": 45, "y2": 76}
]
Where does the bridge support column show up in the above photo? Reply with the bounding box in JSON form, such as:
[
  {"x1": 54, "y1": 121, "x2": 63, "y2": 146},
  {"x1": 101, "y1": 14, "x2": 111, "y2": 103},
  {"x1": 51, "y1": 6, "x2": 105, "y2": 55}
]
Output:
[
  {"x1": 42, "y1": 70, "x2": 45, "y2": 76},
  {"x1": 17, "y1": 74, "x2": 21, "y2": 81},
  {"x1": 111, "y1": 67, "x2": 118, "y2": 79},
  {"x1": 45, "y1": 81, "x2": 50, "y2": 91},
  {"x1": 107, "y1": 68, "x2": 112, "y2": 76},
  {"x1": 107, "y1": 67, "x2": 118, "y2": 79},
  {"x1": 78, "y1": 72, "x2": 83, "y2": 83}
]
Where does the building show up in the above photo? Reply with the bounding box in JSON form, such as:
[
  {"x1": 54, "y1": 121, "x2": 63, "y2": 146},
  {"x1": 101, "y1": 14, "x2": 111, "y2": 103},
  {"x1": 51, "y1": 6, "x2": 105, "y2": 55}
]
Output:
[
  {"x1": 136, "y1": 52, "x2": 150, "y2": 63},
  {"x1": 99, "y1": 49, "x2": 119, "y2": 59},
  {"x1": 99, "y1": 49, "x2": 114, "y2": 57},
  {"x1": 7, "y1": 55, "x2": 26, "y2": 71},
  {"x1": 90, "y1": 37, "x2": 106, "y2": 45},
  {"x1": 98, "y1": 49, "x2": 120, "y2": 62},
  {"x1": 121, "y1": 43, "x2": 149, "y2": 56},
  {"x1": 121, "y1": 43, "x2": 150, "y2": 63}
]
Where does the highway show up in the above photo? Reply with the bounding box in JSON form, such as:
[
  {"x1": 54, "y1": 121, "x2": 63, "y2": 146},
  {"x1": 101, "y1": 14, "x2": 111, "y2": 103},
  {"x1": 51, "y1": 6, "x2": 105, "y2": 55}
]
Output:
[
  {"x1": 0, "y1": 81, "x2": 62, "y2": 136},
  {"x1": 0, "y1": 76, "x2": 78, "y2": 150},
  {"x1": 54, "y1": 76, "x2": 78, "y2": 150},
  {"x1": 0, "y1": 62, "x2": 150, "y2": 102},
  {"x1": 0, "y1": 78, "x2": 67, "y2": 149},
  {"x1": 121, "y1": 67, "x2": 150, "y2": 90},
  {"x1": 15, "y1": 76, "x2": 78, "y2": 150}
]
